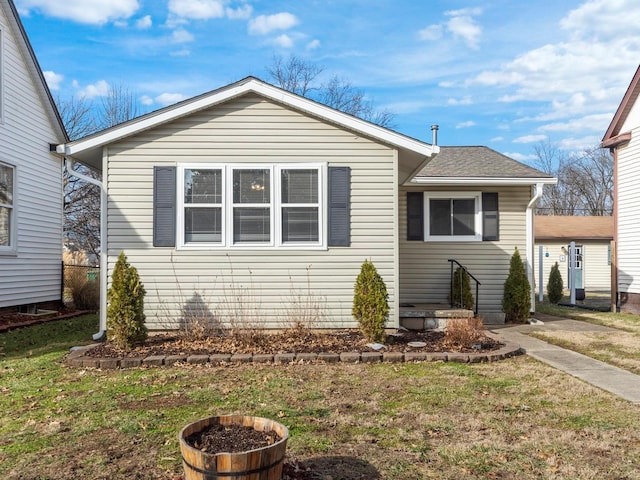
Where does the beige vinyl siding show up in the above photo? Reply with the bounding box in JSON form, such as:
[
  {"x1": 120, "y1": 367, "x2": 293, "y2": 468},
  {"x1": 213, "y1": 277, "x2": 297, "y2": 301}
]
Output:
[
  {"x1": 0, "y1": 6, "x2": 62, "y2": 308},
  {"x1": 616, "y1": 106, "x2": 640, "y2": 294},
  {"x1": 106, "y1": 94, "x2": 398, "y2": 329},
  {"x1": 399, "y1": 185, "x2": 530, "y2": 316},
  {"x1": 534, "y1": 241, "x2": 611, "y2": 293}
]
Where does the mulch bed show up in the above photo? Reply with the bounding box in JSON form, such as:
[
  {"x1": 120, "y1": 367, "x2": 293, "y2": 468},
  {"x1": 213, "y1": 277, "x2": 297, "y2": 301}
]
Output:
[
  {"x1": 0, "y1": 309, "x2": 89, "y2": 332},
  {"x1": 86, "y1": 328, "x2": 503, "y2": 357}
]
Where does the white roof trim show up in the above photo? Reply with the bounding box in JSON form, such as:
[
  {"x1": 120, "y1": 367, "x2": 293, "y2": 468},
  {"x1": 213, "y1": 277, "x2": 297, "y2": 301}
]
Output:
[
  {"x1": 57, "y1": 77, "x2": 436, "y2": 158},
  {"x1": 409, "y1": 176, "x2": 558, "y2": 186}
]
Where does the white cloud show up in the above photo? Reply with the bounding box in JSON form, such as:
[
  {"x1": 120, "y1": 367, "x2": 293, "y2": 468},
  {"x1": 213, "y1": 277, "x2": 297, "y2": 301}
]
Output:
[
  {"x1": 18, "y1": 0, "x2": 139, "y2": 25},
  {"x1": 155, "y1": 93, "x2": 187, "y2": 105},
  {"x1": 43, "y1": 70, "x2": 63, "y2": 90},
  {"x1": 168, "y1": 0, "x2": 224, "y2": 20},
  {"x1": 560, "y1": 0, "x2": 640, "y2": 40},
  {"x1": 306, "y1": 39, "x2": 320, "y2": 50},
  {"x1": 248, "y1": 12, "x2": 298, "y2": 35},
  {"x1": 226, "y1": 4, "x2": 252, "y2": 19},
  {"x1": 170, "y1": 48, "x2": 191, "y2": 57},
  {"x1": 445, "y1": 7, "x2": 483, "y2": 17},
  {"x1": 538, "y1": 113, "x2": 613, "y2": 133},
  {"x1": 513, "y1": 134, "x2": 548, "y2": 144},
  {"x1": 491, "y1": 136, "x2": 505, "y2": 142},
  {"x1": 445, "y1": 10, "x2": 482, "y2": 49},
  {"x1": 136, "y1": 15, "x2": 151, "y2": 29},
  {"x1": 172, "y1": 29, "x2": 195, "y2": 43},
  {"x1": 418, "y1": 24, "x2": 443, "y2": 41},
  {"x1": 447, "y1": 95, "x2": 472, "y2": 106},
  {"x1": 455, "y1": 120, "x2": 476, "y2": 129},
  {"x1": 502, "y1": 152, "x2": 538, "y2": 162},
  {"x1": 140, "y1": 95, "x2": 154, "y2": 106},
  {"x1": 272, "y1": 34, "x2": 293, "y2": 48},
  {"x1": 558, "y1": 136, "x2": 602, "y2": 150},
  {"x1": 140, "y1": 92, "x2": 187, "y2": 106},
  {"x1": 78, "y1": 80, "x2": 110, "y2": 99}
]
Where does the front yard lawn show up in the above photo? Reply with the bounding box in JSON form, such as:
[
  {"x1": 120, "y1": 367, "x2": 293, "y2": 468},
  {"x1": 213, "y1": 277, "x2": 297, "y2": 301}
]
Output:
[{"x1": 1, "y1": 314, "x2": 639, "y2": 479}]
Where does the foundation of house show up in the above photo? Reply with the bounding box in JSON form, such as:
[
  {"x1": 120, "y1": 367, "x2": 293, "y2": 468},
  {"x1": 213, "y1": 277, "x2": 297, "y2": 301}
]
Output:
[{"x1": 399, "y1": 304, "x2": 474, "y2": 330}]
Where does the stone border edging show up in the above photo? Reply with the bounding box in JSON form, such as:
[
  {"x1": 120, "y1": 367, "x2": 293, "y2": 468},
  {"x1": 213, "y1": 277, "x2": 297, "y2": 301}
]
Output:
[{"x1": 66, "y1": 341, "x2": 523, "y2": 369}]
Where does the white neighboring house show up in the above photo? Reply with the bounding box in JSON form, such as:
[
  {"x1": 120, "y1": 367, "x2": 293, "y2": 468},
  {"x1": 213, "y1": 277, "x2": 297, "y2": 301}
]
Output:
[
  {"x1": 0, "y1": 0, "x2": 68, "y2": 310},
  {"x1": 534, "y1": 216, "x2": 613, "y2": 294},
  {"x1": 602, "y1": 64, "x2": 640, "y2": 313}
]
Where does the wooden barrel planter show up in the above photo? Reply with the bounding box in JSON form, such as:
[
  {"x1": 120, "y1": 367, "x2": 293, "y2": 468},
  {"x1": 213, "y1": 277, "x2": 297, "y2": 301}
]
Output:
[{"x1": 179, "y1": 415, "x2": 289, "y2": 480}]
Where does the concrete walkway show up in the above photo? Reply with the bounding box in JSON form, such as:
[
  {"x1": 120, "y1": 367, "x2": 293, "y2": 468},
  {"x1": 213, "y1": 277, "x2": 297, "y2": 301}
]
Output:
[{"x1": 491, "y1": 314, "x2": 640, "y2": 404}]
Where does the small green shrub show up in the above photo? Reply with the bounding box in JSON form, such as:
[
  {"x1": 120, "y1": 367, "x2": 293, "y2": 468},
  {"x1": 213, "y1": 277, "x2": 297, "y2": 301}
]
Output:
[
  {"x1": 502, "y1": 248, "x2": 531, "y2": 323},
  {"x1": 107, "y1": 252, "x2": 147, "y2": 349},
  {"x1": 450, "y1": 267, "x2": 474, "y2": 310},
  {"x1": 352, "y1": 259, "x2": 389, "y2": 343},
  {"x1": 547, "y1": 262, "x2": 564, "y2": 304}
]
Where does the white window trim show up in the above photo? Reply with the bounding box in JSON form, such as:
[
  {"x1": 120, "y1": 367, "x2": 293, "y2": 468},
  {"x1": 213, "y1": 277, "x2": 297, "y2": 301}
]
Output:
[
  {"x1": 424, "y1": 191, "x2": 482, "y2": 242},
  {"x1": 0, "y1": 160, "x2": 16, "y2": 255},
  {"x1": 177, "y1": 163, "x2": 326, "y2": 250}
]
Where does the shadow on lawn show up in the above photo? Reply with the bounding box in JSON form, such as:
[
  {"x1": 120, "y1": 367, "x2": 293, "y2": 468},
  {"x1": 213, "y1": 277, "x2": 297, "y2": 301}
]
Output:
[{"x1": 284, "y1": 455, "x2": 380, "y2": 480}]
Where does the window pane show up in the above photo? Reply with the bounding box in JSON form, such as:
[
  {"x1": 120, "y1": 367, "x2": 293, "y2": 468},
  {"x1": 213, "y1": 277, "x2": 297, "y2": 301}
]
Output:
[
  {"x1": 233, "y1": 169, "x2": 270, "y2": 204},
  {"x1": 429, "y1": 199, "x2": 451, "y2": 236},
  {"x1": 0, "y1": 206, "x2": 9, "y2": 246},
  {"x1": 281, "y1": 169, "x2": 318, "y2": 203},
  {"x1": 0, "y1": 164, "x2": 13, "y2": 205},
  {"x1": 452, "y1": 199, "x2": 475, "y2": 236},
  {"x1": 233, "y1": 207, "x2": 270, "y2": 243},
  {"x1": 185, "y1": 207, "x2": 222, "y2": 243},
  {"x1": 282, "y1": 207, "x2": 319, "y2": 243},
  {"x1": 184, "y1": 169, "x2": 221, "y2": 204}
]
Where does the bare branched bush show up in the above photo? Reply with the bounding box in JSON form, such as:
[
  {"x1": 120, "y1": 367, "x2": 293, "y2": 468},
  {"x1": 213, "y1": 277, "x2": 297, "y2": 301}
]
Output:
[
  {"x1": 279, "y1": 266, "x2": 327, "y2": 331},
  {"x1": 444, "y1": 317, "x2": 486, "y2": 349},
  {"x1": 215, "y1": 256, "x2": 265, "y2": 346},
  {"x1": 63, "y1": 250, "x2": 99, "y2": 310}
]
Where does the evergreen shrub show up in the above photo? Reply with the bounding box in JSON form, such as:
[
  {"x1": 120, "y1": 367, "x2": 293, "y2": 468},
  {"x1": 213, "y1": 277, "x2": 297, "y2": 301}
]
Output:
[
  {"x1": 547, "y1": 262, "x2": 564, "y2": 304},
  {"x1": 352, "y1": 259, "x2": 389, "y2": 343},
  {"x1": 502, "y1": 248, "x2": 531, "y2": 323},
  {"x1": 107, "y1": 251, "x2": 147, "y2": 349}
]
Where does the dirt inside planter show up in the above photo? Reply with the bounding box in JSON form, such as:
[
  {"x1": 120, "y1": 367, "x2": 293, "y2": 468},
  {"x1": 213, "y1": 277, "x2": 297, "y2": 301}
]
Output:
[{"x1": 185, "y1": 423, "x2": 282, "y2": 454}]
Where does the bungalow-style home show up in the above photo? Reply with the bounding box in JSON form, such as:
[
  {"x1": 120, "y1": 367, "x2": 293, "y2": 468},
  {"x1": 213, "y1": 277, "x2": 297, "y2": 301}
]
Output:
[
  {"x1": 534, "y1": 215, "x2": 613, "y2": 295},
  {"x1": 602, "y1": 64, "x2": 640, "y2": 313},
  {"x1": 0, "y1": 0, "x2": 68, "y2": 312},
  {"x1": 56, "y1": 77, "x2": 555, "y2": 335}
]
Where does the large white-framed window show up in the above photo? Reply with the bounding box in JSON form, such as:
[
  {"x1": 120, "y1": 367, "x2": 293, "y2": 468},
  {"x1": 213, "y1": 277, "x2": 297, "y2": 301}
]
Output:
[
  {"x1": 0, "y1": 160, "x2": 15, "y2": 251},
  {"x1": 177, "y1": 163, "x2": 324, "y2": 249},
  {"x1": 425, "y1": 192, "x2": 482, "y2": 241}
]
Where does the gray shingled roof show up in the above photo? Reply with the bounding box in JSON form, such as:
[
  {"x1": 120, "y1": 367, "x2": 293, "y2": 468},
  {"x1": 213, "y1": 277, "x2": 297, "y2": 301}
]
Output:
[{"x1": 415, "y1": 146, "x2": 553, "y2": 179}]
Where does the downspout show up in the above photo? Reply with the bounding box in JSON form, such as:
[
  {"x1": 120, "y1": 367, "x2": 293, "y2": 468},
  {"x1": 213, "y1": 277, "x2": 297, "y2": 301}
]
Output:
[
  {"x1": 526, "y1": 183, "x2": 544, "y2": 314},
  {"x1": 64, "y1": 158, "x2": 107, "y2": 340}
]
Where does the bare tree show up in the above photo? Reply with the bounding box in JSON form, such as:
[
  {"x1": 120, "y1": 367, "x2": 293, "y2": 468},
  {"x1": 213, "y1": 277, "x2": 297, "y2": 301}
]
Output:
[
  {"x1": 266, "y1": 54, "x2": 395, "y2": 128},
  {"x1": 532, "y1": 140, "x2": 613, "y2": 216},
  {"x1": 266, "y1": 54, "x2": 323, "y2": 97},
  {"x1": 56, "y1": 84, "x2": 144, "y2": 257},
  {"x1": 98, "y1": 83, "x2": 141, "y2": 129}
]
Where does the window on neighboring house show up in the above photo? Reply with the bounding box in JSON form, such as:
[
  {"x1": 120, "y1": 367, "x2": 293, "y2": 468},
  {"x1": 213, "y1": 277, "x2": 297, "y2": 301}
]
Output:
[
  {"x1": 425, "y1": 193, "x2": 482, "y2": 241},
  {"x1": 177, "y1": 163, "x2": 324, "y2": 248},
  {"x1": 0, "y1": 161, "x2": 15, "y2": 249}
]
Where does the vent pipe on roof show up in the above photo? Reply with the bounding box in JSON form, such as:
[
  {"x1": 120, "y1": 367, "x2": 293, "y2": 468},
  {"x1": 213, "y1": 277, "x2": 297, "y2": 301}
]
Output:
[{"x1": 431, "y1": 124, "x2": 439, "y2": 145}]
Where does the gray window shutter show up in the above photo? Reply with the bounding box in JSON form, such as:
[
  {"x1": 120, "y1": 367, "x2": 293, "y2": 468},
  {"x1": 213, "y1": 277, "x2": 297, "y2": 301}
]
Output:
[
  {"x1": 328, "y1": 166, "x2": 350, "y2": 246},
  {"x1": 482, "y1": 192, "x2": 499, "y2": 241},
  {"x1": 153, "y1": 166, "x2": 176, "y2": 247},
  {"x1": 406, "y1": 192, "x2": 424, "y2": 240}
]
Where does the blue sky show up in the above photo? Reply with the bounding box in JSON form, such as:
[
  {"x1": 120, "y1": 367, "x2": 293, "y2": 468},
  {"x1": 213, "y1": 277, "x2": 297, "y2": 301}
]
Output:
[{"x1": 15, "y1": 0, "x2": 640, "y2": 163}]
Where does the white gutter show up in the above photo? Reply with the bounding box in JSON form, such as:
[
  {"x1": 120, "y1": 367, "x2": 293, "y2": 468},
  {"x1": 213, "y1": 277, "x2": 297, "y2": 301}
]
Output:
[
  {"x1": 64, "y1": 158, "x2": 107, "y2": 340},
  {"x1": 526, "y1": 183, "x2": 544, "y2": 314},
  {"x1": 409, "y1": 177, "x2": 557, "y2": 186}
]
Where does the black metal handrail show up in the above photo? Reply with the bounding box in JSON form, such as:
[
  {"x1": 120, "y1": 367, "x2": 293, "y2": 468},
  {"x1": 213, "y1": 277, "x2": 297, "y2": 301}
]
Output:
[{"x1": 447, "y1": 259, "x2": 481, "y2": 316}]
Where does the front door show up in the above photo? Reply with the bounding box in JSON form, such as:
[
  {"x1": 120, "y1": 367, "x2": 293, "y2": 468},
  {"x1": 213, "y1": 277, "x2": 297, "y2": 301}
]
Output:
[{"x1": 568, "y1": 244, "x2": 583, "y2": 289}]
